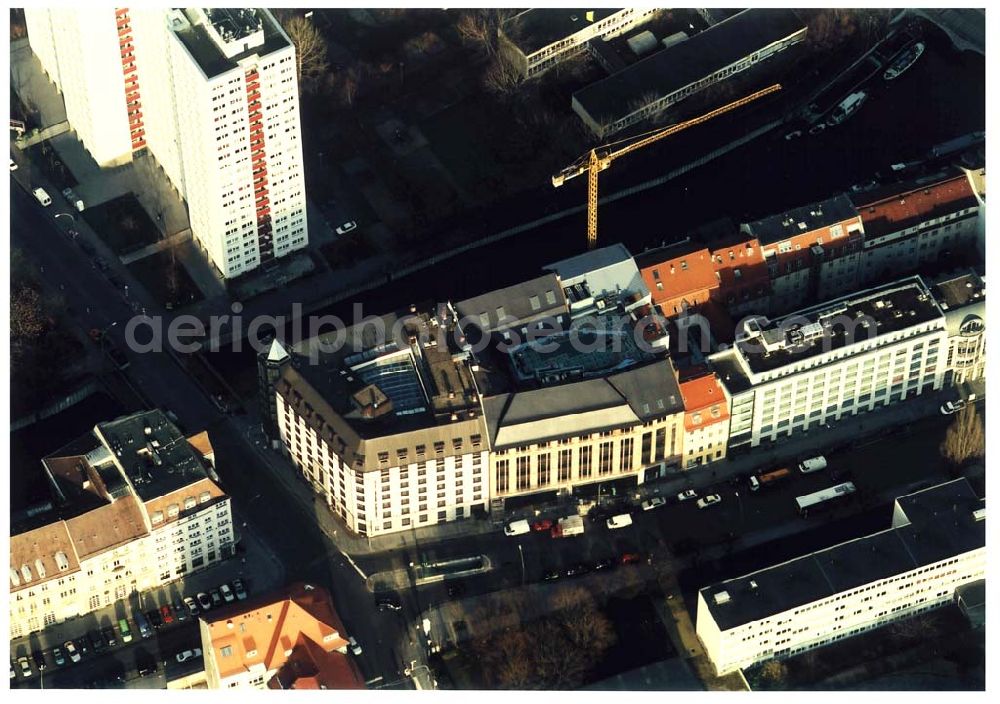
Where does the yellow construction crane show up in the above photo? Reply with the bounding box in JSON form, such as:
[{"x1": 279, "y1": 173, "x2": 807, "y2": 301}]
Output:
[{"x1": 553, "y1": 83, "x2": 782, "y2": 250}]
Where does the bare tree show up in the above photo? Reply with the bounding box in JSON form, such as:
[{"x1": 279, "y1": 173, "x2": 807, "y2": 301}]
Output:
[
  {"x1": 283, "y1": 15, "x2": 329, "y2": 95},
  {"x1": 456, "y1": 9, "x2": 517, "y2": 56},
  {"x1": 940, "y1": 404, "x2": 985, "y2": 467},
  {"x1": 482, "y1": 45, "x2": 524, "y2": 97},
  {"x1": 11, "y1": 286, "x2": 46, "y2": 341}
]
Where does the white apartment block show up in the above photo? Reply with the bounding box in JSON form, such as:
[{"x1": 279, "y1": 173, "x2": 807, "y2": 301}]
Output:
[
  {"x1": 696, "y1": 478, "x2": 985, "y2": 675},
  {"x1": 10, "y1": 411, "x2": 233, "y2": 639},
  {"x1": 24, "y1": 7, "x2": 138, "y2": 166},
  {"x1": 502, "y1": 8, "x2": 659, "y2": 78},
  {"x1": 712, "y1": 276, "x2": 948, "y2": 450},
  {"x1": 24, "y1": 8, "x2": 308, "y2": 279},
  {"x1": 272, "y1": 308, "x2": 491, "y2": 538}
]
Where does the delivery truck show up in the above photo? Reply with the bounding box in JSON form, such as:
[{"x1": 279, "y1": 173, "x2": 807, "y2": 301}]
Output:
[
  {"x1": 551, "y1": 515, "x2": 585, "y2": 538},
  {"x1": 749, "y1": 467, "x2": 792, "y2": 491}
]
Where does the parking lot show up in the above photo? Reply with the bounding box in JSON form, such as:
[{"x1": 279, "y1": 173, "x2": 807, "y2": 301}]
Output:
[{"x1": 11, "y1": 574, "x2": 255, "y2": 689}]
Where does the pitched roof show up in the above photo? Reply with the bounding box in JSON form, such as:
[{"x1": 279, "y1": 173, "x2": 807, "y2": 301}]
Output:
[
  {"x1": 204, "y1": 583, "x2": 363, "y2": 689},
  {"x1": 10, "y1": 521, "x2": 81, "y2": 592},
  {"x1": 636, "y1": 242, "x2": 718, "y2": 309},
  {"x1": 63, "y1": 494, "x2": 149, "y2": 560},
  {"x1": 746, "y1": 193, "x2": 860, "y2": 245},
  {"x1": 679, "y1": 373, "x2": 730, "y2": 431},
  {"x1": 855, "y1": 174, "x2": 978, "y2": 238}
]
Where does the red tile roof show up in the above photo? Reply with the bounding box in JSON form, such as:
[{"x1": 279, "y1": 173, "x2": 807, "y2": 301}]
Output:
[
  {"x1": 205, "y1": 582, "x2": 363, "y2": 689},
  {"x1": 639, "y1": 245, "x2": 718, "y2": 312},
  {"x1": 679, "y1": 373, "x2": 730, "y2": 431},
  {"x1": 857, "y1": 174, "x2": 978, "y2": 239}
]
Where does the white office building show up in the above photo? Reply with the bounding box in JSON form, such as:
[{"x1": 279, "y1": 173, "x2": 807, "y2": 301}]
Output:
[
  {"x1": 711, "y1": 276, "x2": 948, "y2": 450},
  {"x1": 273, "y1": 308, "x2": 491, "y2": 537},
  {"x1": 24, "y1": 8, "x2": 308, "y2": 278},
  {"x1": 696, "y1": 478, "x2": 985, "y2": 675},
  {"x1": 9, "y1": 411, "x2": 233, "y2": 639}
]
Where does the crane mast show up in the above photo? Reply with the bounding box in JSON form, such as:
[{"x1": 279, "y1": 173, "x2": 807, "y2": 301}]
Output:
[{"x1": 553, "y1": 83, "x2": 782, "y2": 249}]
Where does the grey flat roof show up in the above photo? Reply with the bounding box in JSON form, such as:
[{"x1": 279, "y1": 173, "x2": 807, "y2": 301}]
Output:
[
  {"x1": 455, "y1": 273, "x2": 569, "y2": 334},
  {"x1": 97, "y1": 411, "x2": 209, "y2": 502},
  {"x1": 738, "y1": 278, "x2": 943, "y2": 375},
  {"x1": 544, "y1": 243, "x2": 634, "y2": 282},
  {"x1": 573, "y1": 8, "x2": 804, "y2": 126},
  {"x1": 172, "y1": 9, "x2": 289, "y2": 79},
  {"x1": 504, "y1": 8, "x2": 625, "y2": 55},
  {"x1": 746, "y1": 193, "x2": 858, "y2": 245},
  {"x1": 700, "y1": 478, "x2": 985, "y2": 632}
]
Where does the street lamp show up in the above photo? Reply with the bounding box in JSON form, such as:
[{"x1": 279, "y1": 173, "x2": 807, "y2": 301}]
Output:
[{"x1": 517, "y1": 543, "x2": 525, "y2": 586}]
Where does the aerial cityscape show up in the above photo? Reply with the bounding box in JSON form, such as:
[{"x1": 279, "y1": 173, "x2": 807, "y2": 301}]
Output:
[{"x1": 7, "y1": 5, "x2": 986, "y2": 693}]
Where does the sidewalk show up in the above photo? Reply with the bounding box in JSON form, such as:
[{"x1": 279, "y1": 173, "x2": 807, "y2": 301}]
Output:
[
  {"x1": 10, "y1": 520, "x2": 284, "y2": 656},
  {"x1": 237, "y1": 379, "x2": 980, "y2": 560}
]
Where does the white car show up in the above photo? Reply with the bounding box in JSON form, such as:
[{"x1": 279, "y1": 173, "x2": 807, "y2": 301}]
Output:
[
  {"x1": 10, "y1": 158, "x2": 17, "y2": 171},
  {"x1": 641, "y1": 497, "x2": 667, "y2": 511},
  {"x1": 175, "y1": 648, "x2": 202, "y2": 663},
  {"x1": 697, "y1": 494, "x2": 722, "y2": 510},
  {"x1": 335, "y1": 221, "x2": 357, "y2": 235},
  {"x1": 219, "y1": 583, "x2": 236, "y2": 603},
  {"x1": 940, "y1": 400, "x2": 966, "y2": 415},
  {"x1": 606, "y1": 513, "x2": 633, "y2": 529},
  {"x1": 63, "y1": 640, "x2": 81, "y2": 663},
  {"x1": 348, "y1": 636, "x2": 362, "y2": 656},
  {"x1": 677, "y1": 490, "x2": 698, "y2": 502},
  {"x1": 784, "y1": 129, "x2": 802, "y2": 141}
]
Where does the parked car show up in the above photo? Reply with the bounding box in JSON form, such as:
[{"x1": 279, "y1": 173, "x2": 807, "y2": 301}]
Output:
[
  {"x1": 809, "y1": 123, "x2": 826, "y2": 135},
  {"x1": 32, "y1": 651, "x2": 47, "y2": 672},
  {"x1": 52, "y1": 647, "x2": 65, "y2": 667},
  {"x1": 940, "y1": 400, "x2": 966, "y2": 415},
  {"x1": 564, "y1": 563, "x2": 590, "y2": 578},
  {"x1": 210, "y1": 589, "x2": 223, "y2": 607},
  {"x1": 184, "y1": 596, "x2": 200, "y2": 616},
  {"x1": 619, "y1": 552, "x2": 642, "y2": 566},
  {"x1": 146, "y1": 609, "x2": 163, "y2": 629},
  {"x1": 641, "y1": 497, "x2": 667, "y2": 511},
  {"x1": 376, "y1": 594, "x2": 403, "y2": 612},
  {"x1": 697, "y1": 494, "x2": 723, "y2": 510},
  {"x1": 335, "y1": 221, "x2": 357, "y2": 235},
  {"x1": 88, "y1": 629, "x2": 107, "y2": 652},
  {"x1": 173, "y1": 600, "x2": 187, "y2": 621},
  {"x1": 61, "y1": 187, "x2": 85, "y2": 211},
  {"x1": 17, "y1": 657, "x2": 32, "y2": 678},
  {"x1": 231, "y1": 578, "x2": 248, "y2": 601},
  {"x1": 542, "y1": 569, "x2": 561, "y2": 581},
  {"x1": 31, "y1": 187, "x2": 52, "y2": 206},
  {"x1": 196, "y1": 592, "x2": 212, "y2": 611},
  {"x1": 102, "y1": 626, "x2": 118, "y2": 647},
  {"x1": 64, "y1": 640, "x2": 81, "y2": 663},
  {"x1": 594, "y1": 557, "x2": 616, "y2": 571},
  {"x1": 530, "y1": 519, "x2": 553, "y2": 532},
  {"x1": 135, "y1": 650, "x2": 157, "y2": 677},
  {"x1": 784, "y1": 129, "x2": 803, "y2": 140},
  {"x1": 504, "y1": 519, "x2": 531, "y2": 537},
  {"x1": 219, "y1": 584, "x2": 235, "y2": 603},
  {"x1": 134, "y1": 611, "x2": 153, "y2": 639},
  {"x1": 348, "y1": 636, "x2": 362, "y2": 656},
  {"x1": 175, "y1": 648, "x2": 202, "y2": 664},
  {"x1": 160, "y1": 604, "x2": 174, "y2": 626},
  {"x1": 677, "y1": 489, "x2": 698, "y2": 502},
  {"x1": 10, "y1": 158, "x2": 18, "y2": 171},
  {"x1": 606, "y1": 513, "x2": 633, "y2": 529}
]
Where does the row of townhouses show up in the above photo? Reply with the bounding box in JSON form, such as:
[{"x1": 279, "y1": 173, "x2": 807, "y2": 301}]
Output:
[
  {"x1": 261, "y1": 170, "x2": 984, "y2": 538},
  {"x1": 10, "y1": 411, "x2": 234, "y2": 639}
]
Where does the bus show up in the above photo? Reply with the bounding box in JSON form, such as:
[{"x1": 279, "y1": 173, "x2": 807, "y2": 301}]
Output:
[
  {"x1": 795, "y1": 482, "x2": 856, "y2": 516},
  {"x1": 118, "y1": 617, "x2": 133, "y2": 643}
]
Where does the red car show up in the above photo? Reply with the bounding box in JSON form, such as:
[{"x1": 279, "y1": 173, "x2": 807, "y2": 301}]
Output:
[
  {"x1": 531, "y1": 519, "x2": 553, "y2": 532},
  {"x1": 160, "y1": 605, "x2": 174, "y2": 625},
  {"x1": 619, "y1": 552, "x2": 642, "y2": 566}
]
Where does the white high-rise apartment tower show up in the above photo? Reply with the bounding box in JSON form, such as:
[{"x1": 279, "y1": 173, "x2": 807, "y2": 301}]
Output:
[{"x1": 24, "y1": 8, "x2": 309, "y2": 278}]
